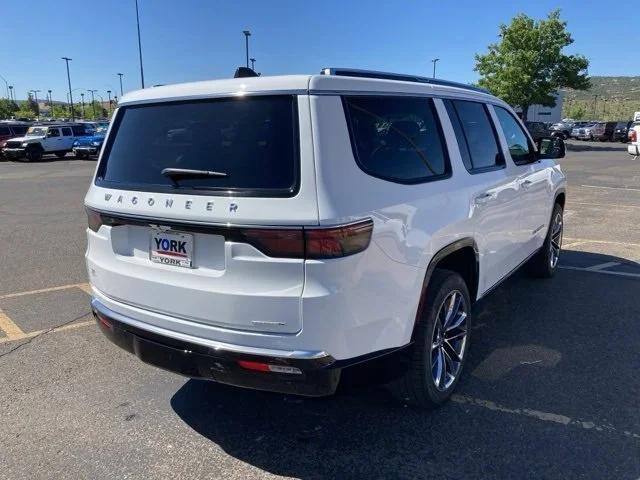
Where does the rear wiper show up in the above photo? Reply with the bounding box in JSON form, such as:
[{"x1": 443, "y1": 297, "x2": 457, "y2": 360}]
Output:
[{"x1": 161, "y1": 168, "x2": 228, "y2": 186}]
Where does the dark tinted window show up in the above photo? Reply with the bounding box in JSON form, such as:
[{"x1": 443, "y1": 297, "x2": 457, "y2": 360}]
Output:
[
  {"x1": 494, "y1": 106, "x2": 534, "y2": 165},
  {"x1": 0, "y1": 127, "x2": 10, "y2": 135},
  {"x1": 97, "y1": 96, "x2": 299, "y2": 196},
  {"x1": 343, "y1": 96, "x2": 449, "y2": 183},
  {"x1": 48, "y1": 128, "x2": 60, "y2": 137},
  {"x1": 12, "y1": 126, "x2": 28, "y2": 135},
  {"x1": 62, "y1": 127, "x2": 73, "y2": 136},
  {"x1": 444, "y1": 100, "x2": 503, "y2": 171}
]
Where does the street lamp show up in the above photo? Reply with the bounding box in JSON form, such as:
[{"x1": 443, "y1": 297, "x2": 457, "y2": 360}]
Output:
[
  {"x1": 80, "y1": 93, "x2": 85, "y2": 118},
  {"x1": 431, "y1": 58, "x2": 440, "y2": 79},
  {"x1": 8, "y1": 85, "x2": 14, "y2": 103},
  {"x1": 29, "y1": 90, "x2": 41, "y2": 117},
  {"x1": 62, "y1": 57, "x2": 75, "y2": 120},
  {"x1": 250, "y1": 58, "x2": 256, "y2": 70},
  {"x1": 593, "y1": 94, "x2": 598, "y2": 118},
  {"x1": 243, "y1": 30, "x2": 251, "y2": 68},
  {"x1": 117, "y1": 73, "x2": 124, "y2": 96},
  {"x1": 135, "y1": 0, "x2": 145, "y2": 88},
  {"x1": 88, "y1": 89, "x2": 97, "y2": 119},
  {"x1": 47, "y1": 90, "x2": 52, "y2": 117},
  {"x1": 0, "y1": 73, "x2": 9, "y2": 99},
  {"x1": 107, "y1": 90, "x2": 112, "y2": 114}
]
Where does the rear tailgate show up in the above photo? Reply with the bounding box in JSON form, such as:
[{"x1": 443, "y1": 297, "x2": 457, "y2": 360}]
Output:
[{"x1": 85, "y1": 94, "x2": 318, "y2": 334}]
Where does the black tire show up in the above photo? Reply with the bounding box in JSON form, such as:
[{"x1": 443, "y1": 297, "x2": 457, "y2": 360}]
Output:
[
  {"x1": 527, "y1": 203, "x2": 563, "y2": 278},
  {"x1": 55, "y1": 151, "x2": 67, "y2": 158},
  {"x1": 390, "y1": 269, "x2": 472, "y2": 409},
  {"x1": 75, "y1": 151, "x2": 88, "y2": 159},
  {"x1": 25, "y1": 146, "x2": 43, "y2": 162}
]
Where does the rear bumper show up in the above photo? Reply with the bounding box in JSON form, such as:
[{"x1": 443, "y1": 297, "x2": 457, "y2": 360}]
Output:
[
  {"x1": 91, "y1": 298, "x2": 342, "y2": 396},
  {"x1": 628, "y1": 145, "x2": 639, "y2": 156}
]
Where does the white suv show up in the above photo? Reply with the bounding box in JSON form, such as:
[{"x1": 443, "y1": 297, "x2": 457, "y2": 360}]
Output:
[
  {"x1": 85, "y1": 68, "x2": 566, "y2": 407},
  {"x1": 2, "y1": 124, "x2": 81, "y2": 161}
]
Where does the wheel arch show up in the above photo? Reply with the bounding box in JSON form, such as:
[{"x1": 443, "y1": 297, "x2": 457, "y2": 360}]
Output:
[
  {"x1": 554, "y1": 190, "x2": 566, "y2": 209},
  {"x1": 410, "y1": 238, "x2": 479, "y2": 342}
]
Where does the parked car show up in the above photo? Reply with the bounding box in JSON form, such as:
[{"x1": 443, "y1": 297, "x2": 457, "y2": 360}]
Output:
[
  {"x1": 628, "y1": 123, "x2": 640, "y2": 158},
  {"x1": 550, "y1": 121, "x2": 574, "y2": 139},
  {"x1": 2, "y1": 124, "x2": 84, "y2": 161},
  {"x1": 613, "y1": 121, "x2": 633, "y2": 143},
  {"x1": 524, "y1": 121, "x2": 551, "y2": 141},
  {"x1": 573, "y1": 123, "x2": 597, "y2": 140},
  {"x1": 0, "y1": 121, "x2": 31, "y2": 157},
  {"x1": 590, "y1": 121, "x2": 617, "y2": 141},
  {"x1": 85, "y1": 68, "x2": 566, "y2": 408},
  {"x1": 73, "y1": 125, "x2": 107, "y2": 159}
]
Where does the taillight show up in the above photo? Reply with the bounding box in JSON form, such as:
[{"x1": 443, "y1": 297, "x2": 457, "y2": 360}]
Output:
[
  {"x1": 238, "y1": 360, "x2": 302, "y2": 375},
  {"x1": 235, "y1": 219, "x2": 373, "y2": 259},
  {"x1": 305, "y1": 219, "x2": 373, "y2": 259},
  {"x1": 630, "y1": 130, "x2": 637, "y2": 143},
  {"x1": 86, "y1": 207, "x2": 103, "y2": 232},
  {"x1": 240, "y1": 228, "x2": 304, "y2": 258}
]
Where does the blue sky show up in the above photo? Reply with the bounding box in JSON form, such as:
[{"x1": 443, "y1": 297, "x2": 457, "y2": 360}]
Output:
[{"x1": 0, "y1": 0, "x2": 633, "y2": 102}]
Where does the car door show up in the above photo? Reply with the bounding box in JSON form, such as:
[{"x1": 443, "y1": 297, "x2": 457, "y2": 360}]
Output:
[
  {"x1": 492, "y1": 105, "x2": 550, "y2": 256},
  {"x1": 44, "y1": 127, "x2": 62, "y2": 151},
  {"x1": 443, "y1": 99, "x2": 524, "y2": 295},
  {"x1": 61, "y1": 127, "x2": 74, "y2": 149}
]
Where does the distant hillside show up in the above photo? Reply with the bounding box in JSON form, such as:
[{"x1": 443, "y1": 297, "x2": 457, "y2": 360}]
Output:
[{"x1": 562, "y1": 76, "x2": 640, "y2": 121}]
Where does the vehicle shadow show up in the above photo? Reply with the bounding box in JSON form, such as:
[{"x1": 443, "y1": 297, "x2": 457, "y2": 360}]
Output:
[
  {"x1": 170, "y1": 249, "x2": 640, "y2": 479},
  {"x1": 565, "y1": 141, "x2": 627, "y2": 152}
]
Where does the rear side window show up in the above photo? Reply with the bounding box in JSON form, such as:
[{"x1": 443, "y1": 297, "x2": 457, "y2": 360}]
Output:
[
  {"x1": 62, "y1": 127, "x2": 73, "y2": 137},
  {"x1": 444, "y1": 99, "x2": 503, "y2": 172},
  {"x1": 342, "y1": 96, "x2": 450, "y2": 183},
  {"x1": 0, "y1": 127, "x2": 10, "y2": 135},
  {"x1": 13, "y1": 126, "x2": 28, "y2": 135},
  {"x1": 97, "y1": 96, "x2": 299, "y2": 197},
  {"x1": 494, "y1": 106, "x2": 534, "y2": 165}
]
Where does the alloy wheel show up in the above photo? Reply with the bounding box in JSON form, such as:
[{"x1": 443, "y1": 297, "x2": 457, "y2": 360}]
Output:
[
  {"x1": 430, "y1": 290, "x2": 468, "y2": 391},
  {"x1": 550, "y1": 211, "x2": 563, "y2": 268}
]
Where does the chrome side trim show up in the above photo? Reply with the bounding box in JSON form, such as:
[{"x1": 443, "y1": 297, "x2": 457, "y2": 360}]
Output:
[{"x1": 91, "y1": 298, "x2": 330, "y2": 360}]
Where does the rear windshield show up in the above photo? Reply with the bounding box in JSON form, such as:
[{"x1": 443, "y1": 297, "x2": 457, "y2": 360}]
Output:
[{"x1": 96, "y1": 95, "x2": 299, "y2": 196}]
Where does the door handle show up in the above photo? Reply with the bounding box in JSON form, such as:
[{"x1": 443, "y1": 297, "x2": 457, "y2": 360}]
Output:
[
  {"x1": 520, "y1": 180, "x2": 533, "y2": 189},
  {"x1": 474, "y1": 192, "x2": 494, "y2": 205}
]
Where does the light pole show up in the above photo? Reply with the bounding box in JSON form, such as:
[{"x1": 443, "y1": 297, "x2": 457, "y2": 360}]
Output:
[
  {"x1": 8, "y1": 85, "x2": 14, "y2": 103},
  {"x1": 80, "y1": 93, "x2": 85, "y2": 118},
  {"x1": 243, "y1": 30, "x2": 251, "y2": 68},
  {"x1": 0, "y1": 74, "x2": 9, "y2": 99},
  {"x1": 88, "y1": 89, "x2": 97, "y2": 119},
  {"x1": 62, "y1": 57, "x2": 75, "y2": 120},
  {"x1": 117, "y1": 73, "x2": 124, "y2": 96},
  {"x1": 135, "y1": 0, "x2": 145, "y2": 88},
  {"x1": 30, "y1": 90, "x2": 41, "y2": 116},
  {"x1": 593, "y1": 94, "x2": 598, "y2": 118},
  {"x1": 47, "y1": 90, "x2": 52, "y2": 117},
  {"x1": 250, "y1": 58, "x2": 256, "y2": 70},
  {"x1": 107, "y1": 90, "x2": 112, "y2": 115},
  {"x1": 431, "y1": 58, "x2": 440, "y2": 79}
]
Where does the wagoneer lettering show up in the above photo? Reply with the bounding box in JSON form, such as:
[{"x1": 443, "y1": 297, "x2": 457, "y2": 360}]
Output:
[{"x1": 85, "y1": 68, "x2": 566, "y2": 407}]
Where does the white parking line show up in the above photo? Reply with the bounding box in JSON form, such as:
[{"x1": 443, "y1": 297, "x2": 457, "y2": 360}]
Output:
[
  {"x1": 580, "y1": 184, "x2": 640, "y2": 192},
  {"x1": 558, "y1": 265, "x2": 640, "y2": 279},
  {"x1": 586, "y1": 261, "x2": 621, "y2": 271},
  {"x1": 452, "y1": 395, "x2": 640, "y2": 440}
]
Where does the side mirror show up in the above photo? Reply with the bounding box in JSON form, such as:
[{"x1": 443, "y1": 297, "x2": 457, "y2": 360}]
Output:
[{"x1": 537, "y1": 136, "x2": 565, "y2": 160}]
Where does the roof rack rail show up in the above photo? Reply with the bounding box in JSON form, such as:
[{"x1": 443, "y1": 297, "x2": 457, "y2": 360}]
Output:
[{"x1": 320, "y1": 67, "x2": 489, "y2": 94}]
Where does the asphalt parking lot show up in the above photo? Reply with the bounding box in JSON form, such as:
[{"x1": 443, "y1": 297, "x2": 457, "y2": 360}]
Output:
[{"x1": 1, "y1": 142, "x2": 639, "y2": 480}]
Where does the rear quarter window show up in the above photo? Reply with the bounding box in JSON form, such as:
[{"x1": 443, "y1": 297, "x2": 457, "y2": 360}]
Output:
[
  {"x1": 97, "y1": 95, "x2": 299, "y2": 197},
  {"x1": 342, "y1": 96, "x2": 450, "y2": 184}
]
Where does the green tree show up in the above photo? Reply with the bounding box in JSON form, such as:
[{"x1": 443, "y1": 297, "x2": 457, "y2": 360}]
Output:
[
  {"x1": 475, "y1": 9, "x2": 590, "y2": 120},
  {"x1": 26, "y1": 93, "x2": 39, "y2": 117},
  {"x1": 0, "y1": 98, "x2": 19, "y2": 119},
  {"x1": 565, "y1": 103, "x2": 587, "y2": 120}
]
